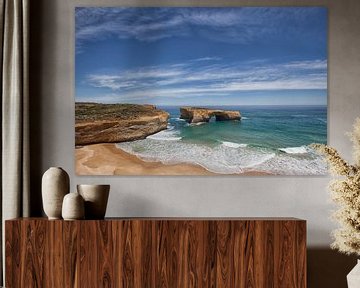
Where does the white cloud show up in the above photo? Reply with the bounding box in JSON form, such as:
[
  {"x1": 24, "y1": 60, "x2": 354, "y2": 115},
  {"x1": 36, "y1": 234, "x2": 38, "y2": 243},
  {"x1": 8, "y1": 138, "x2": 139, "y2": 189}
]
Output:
[
  {"x1": 191, "y1": 57, "x2": 222, "y2": 62},
  {"x1": 283, "y1": 60, "x2": 327, "y2": 70},
  {"x1": 221, "y1": 77, "x2": 326, "y2": 91},
  {"x1": 80, "y1": 58, "x2": 327, "y2": 103},
  {"x1": 75, "y1": 7, "x2": 323, "y2": 48}
]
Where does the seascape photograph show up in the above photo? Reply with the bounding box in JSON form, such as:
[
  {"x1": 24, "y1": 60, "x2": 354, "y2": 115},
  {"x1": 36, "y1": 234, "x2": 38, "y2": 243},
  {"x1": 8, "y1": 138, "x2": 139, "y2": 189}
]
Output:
[{"x1": 75, "y1": 7, "x2": 328, "y2": 175}]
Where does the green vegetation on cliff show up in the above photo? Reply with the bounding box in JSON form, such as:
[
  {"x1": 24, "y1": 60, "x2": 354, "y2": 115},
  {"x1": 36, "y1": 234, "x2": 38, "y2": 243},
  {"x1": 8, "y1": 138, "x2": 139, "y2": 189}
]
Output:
[
  {"x1": 76, "y1": 102, "x2": 159, "y2": 122},
  {"x1": 75, "y1": 102, "x2": 169, "y2": 146}
]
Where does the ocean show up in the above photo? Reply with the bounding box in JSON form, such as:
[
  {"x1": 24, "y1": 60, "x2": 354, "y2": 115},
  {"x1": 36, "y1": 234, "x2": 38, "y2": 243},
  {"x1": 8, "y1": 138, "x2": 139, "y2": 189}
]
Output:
[{"x1": 117, "y1": 105, "x2": 327, "y2": 175}]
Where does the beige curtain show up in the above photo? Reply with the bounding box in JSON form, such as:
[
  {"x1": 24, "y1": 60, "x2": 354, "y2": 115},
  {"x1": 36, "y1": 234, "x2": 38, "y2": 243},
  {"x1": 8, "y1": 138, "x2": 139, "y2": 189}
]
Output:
[{"x1": 0, "y1": 0, "x2": 30, "y2": 284}]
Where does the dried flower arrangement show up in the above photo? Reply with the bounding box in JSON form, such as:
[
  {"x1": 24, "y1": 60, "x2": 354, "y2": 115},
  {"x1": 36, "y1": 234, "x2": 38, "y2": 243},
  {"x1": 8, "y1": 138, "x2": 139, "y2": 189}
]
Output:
[{"x1": 311, "y1": 118, "x2": 360, "y2": 256}]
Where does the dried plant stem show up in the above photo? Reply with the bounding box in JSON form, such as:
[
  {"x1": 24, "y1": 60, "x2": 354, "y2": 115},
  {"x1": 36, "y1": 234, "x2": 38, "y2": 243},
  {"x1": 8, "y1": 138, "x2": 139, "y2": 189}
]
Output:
[{"x1": 311, "y1": 118, "x2": 360, "y2": 256}]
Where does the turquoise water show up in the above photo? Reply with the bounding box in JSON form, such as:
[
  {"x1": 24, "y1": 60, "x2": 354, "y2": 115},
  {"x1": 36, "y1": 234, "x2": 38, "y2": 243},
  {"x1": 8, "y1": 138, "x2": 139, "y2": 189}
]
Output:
[{"x1": 117, "y1": 105, "x2": 327, "y2": 175}]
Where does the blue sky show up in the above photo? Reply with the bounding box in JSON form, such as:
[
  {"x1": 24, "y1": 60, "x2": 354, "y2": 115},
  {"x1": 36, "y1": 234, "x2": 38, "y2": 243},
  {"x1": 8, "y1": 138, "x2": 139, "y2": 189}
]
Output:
[{"x1": 75, "y1": 7, "x2": 327, "y2": 106}]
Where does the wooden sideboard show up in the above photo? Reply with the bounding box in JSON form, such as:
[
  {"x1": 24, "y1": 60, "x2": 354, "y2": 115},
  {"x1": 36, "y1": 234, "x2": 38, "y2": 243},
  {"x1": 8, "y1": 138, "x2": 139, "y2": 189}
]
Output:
[{"x1": 5, "y1": 218, "x2": 306, "y2": 287}]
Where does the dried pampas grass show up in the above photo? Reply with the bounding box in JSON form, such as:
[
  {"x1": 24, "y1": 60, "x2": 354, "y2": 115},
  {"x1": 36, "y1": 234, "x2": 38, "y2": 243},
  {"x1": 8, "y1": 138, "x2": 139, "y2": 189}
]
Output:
[{"x1": 311, "y1": 118, "x2": 360, "y2": 256}]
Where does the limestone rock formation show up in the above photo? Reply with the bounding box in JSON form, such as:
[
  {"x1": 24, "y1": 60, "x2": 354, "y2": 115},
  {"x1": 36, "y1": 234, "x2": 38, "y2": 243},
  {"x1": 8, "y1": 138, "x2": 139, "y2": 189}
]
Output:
[
  {"x1": 180, "y1": 107, "x2": 241, "y2": 123},
  {"x1": 75, "y1": 103, "x2": 169, "y2": 145}
]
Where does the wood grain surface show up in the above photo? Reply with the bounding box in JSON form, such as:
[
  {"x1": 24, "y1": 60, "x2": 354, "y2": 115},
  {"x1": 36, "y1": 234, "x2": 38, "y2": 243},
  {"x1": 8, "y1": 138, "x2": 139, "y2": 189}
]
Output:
[{"x1": 6, "y1": 218, "x2": 306, "y2": 288}]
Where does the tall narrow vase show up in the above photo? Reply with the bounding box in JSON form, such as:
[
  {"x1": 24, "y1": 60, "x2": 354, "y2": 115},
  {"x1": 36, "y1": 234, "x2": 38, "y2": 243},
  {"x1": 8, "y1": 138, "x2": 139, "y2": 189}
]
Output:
[
  {"x1": 347, "y1": 260, "x2": 360, "y2": 288},
  {"x1": 42, "y1": 167, "x2": 70, "y2": 219}
]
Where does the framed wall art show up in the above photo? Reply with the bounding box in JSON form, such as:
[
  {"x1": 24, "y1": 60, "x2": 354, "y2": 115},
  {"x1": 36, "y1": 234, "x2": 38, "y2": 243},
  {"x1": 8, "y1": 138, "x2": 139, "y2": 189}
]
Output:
[{"x1": 75, "y1": 7, "x2": 328, "y2": 175}]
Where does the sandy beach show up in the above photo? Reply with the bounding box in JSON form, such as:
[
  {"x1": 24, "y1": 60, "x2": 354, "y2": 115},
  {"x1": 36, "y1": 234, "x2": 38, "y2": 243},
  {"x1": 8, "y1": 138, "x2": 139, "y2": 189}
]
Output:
[{"x1": 76, "y1": 143, "x2": 270, "y2": 176}]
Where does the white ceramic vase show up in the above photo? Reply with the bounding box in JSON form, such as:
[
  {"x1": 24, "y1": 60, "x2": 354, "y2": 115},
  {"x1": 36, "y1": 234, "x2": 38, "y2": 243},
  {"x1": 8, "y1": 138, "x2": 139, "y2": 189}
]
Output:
[
  {"x1": 77, "y1": 184, "x2": 110, "y2": 219},
  {"x1": 347, "y1": 260, "x2": 360, "y2": 288},
  {"x1": 42, "y1": 167, "x2": 70, "y2": 219},
  {"x1": 62, "y1": 192, "x2": 85, "y2": 220}
]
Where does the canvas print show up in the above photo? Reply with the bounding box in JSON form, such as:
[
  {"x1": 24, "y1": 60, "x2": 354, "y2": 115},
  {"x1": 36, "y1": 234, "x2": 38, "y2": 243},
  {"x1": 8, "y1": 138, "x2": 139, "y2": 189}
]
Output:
[{"x1": 75, "y1": 7, "x2": 328, "y2": 175}]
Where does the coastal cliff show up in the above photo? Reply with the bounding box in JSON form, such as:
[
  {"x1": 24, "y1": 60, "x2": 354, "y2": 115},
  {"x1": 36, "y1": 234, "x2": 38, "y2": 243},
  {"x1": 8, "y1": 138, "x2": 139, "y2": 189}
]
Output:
[
  {"x1": 75, "y1": 103, "x2": 169, "y2": 145},
  {"x1": 180, "y1": 107, "x2": 241, "y2": 123}
]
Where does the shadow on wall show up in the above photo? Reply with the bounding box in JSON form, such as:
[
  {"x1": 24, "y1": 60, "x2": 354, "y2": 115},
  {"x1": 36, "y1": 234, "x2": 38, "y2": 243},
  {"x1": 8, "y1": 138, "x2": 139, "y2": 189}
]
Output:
[
  {"x1": 107, "y1": 192, "x2": 183, "y2": 217},
  {"x1": 308, "y1": 248, "x2": 357, "y2": 288},
  {"x1": 29, "y1": 0, "x2": 45, "y2": 216}
]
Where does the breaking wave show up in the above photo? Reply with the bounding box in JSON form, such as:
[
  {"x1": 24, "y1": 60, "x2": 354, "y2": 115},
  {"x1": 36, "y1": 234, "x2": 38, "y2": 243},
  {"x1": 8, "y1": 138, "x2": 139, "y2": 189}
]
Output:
[
  {"x1": 117, "y1": 140, "x2": 326, "y2": 175},
  {"x1": 221, "y1": 141, "x2": 248, "y2": 148},
  {"x1": 146, "y1": 128, "x2": 182, "y2": 141},
  {"x1": 279, "y1": 146, "x2": 309, "y2": 154}
]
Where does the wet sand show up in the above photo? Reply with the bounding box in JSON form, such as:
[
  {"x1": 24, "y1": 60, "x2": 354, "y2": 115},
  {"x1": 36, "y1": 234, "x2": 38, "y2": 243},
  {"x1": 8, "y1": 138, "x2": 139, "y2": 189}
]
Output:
[{"x1": 75, "y1": 143, "x2": 270, "y2": 176}]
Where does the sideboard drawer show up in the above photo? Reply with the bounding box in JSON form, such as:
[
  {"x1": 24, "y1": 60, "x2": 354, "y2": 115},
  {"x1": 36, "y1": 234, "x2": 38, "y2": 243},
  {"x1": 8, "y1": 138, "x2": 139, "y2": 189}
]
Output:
[{"x1": 6, "y1": 218, "x2": 306, "y2": 287}]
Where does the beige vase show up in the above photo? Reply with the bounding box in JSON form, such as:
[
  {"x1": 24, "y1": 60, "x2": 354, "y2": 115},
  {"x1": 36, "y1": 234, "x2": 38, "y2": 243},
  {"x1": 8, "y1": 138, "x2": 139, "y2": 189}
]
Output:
[
  {"x1": 62, "y1": 192, "x2": 85, "y2": 220},
  {"x1": 42, "y1": 167, "x2": 70, "y2": 219},
  {"x1": 77, "y1": 184, "x2": 110, "y2": 219}
]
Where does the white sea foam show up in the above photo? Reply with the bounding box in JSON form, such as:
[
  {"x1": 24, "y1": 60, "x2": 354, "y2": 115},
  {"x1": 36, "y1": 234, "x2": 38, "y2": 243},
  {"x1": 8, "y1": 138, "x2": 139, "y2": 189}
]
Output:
[
  {"x1": 241, "y1": 117, "x2": 250, "y2": 120},
  {"x1": 146, "y1": 129, "x2": 182, "y2": 141},
  {"x1": 221, "y1": 141, "x2": 248, "y2": 148},
  {"x1": 189, "y1": 122, "x2": 206, "y2": 126},
  {"x1": 292, "y1": 114, "x2": 308, "y2": 118},
  {"x1": 243, "y1": 153, "x2": 276, "y2": 168},
  {"x1": 171, "y1": 117, "x2": 186, "y2": 122},
  {"x1": 254, "y1": 153, "x2": 327, "y2": 175},
  {"x1": 117, "y1": 139, "x2": 327, "y2": 175},
  {"x1": 279, "y1": 146, "x2": 308, "y2": 154}
]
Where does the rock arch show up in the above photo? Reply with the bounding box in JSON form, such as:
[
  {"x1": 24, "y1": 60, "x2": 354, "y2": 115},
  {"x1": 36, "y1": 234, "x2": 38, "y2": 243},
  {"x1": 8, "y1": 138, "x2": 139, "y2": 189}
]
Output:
[{"x1": 180, "y1": 107, "x2": 241, "y2": 124}]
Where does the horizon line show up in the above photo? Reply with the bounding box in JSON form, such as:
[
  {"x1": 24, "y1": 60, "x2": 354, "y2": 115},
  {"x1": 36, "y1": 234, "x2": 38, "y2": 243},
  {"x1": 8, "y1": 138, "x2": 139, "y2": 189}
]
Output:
[{"x1": 75, "y1": 101, "x2": 326, "y2": 107}]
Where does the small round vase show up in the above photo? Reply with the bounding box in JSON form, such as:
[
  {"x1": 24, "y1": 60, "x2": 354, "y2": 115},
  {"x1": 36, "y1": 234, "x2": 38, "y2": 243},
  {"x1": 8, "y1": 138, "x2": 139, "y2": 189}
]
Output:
[
  {"x1": 62, "y1": 192, "x2": 85, "y2": 220},
  {"x1": 77, "y1": 184, "x2": 110, "y2": 219},
  {"x1": 42, "y1": 167, "x2": 70, "y2": 219}
]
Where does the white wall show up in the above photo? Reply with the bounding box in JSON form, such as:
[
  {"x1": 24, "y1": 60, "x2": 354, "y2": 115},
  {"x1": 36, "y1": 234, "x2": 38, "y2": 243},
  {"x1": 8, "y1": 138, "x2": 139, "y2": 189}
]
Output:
[{"x1": 31, "y1": 0, "x2": 360, "y2": 250}]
